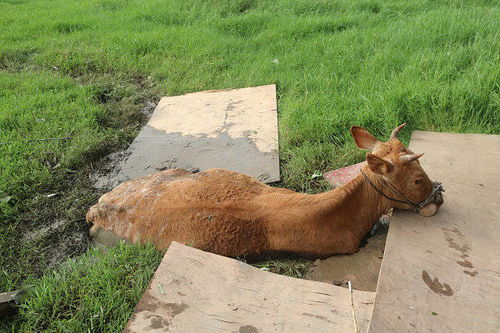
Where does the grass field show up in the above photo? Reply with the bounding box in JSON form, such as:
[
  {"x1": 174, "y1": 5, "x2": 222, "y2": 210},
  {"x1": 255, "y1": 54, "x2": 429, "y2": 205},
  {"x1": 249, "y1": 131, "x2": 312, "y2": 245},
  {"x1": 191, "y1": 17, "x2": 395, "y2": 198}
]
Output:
[{"x1": 1, "y1": 0, "x2": 499, "y2": 330}]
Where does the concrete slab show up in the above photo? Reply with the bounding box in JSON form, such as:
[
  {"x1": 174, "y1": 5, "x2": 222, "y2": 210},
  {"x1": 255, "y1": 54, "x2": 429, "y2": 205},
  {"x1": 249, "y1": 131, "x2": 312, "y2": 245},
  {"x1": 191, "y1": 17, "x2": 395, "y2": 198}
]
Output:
[
  {"x1": 307, "y1": 234, "x2": 386, "y2": 292},
  {"x1": 368, "y1": 132, "x2": 500, "y2": 333},
  {"x1": 98, "y1": 85, "x2": 279, "y2": 189},
  {"x1": 124, "y1": 242, "x2": 375, "y2": 333}
]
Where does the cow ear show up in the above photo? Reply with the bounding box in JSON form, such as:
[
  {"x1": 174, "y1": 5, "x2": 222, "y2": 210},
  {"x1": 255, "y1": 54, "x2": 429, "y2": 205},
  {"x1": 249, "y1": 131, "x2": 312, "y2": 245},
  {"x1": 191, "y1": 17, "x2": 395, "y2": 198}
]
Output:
[
  {"x1": 350, "y1": 126, "x2": 379, "y2": 150},
  {"x1": 366, "y1": 153, "x2": 394, "y2": 175}
]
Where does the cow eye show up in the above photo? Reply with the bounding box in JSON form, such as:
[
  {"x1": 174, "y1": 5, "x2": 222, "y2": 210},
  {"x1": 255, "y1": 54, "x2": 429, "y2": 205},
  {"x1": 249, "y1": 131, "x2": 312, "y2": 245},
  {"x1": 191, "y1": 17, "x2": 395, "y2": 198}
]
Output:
[{"x1": 415, "y1": 178, "x2": 423, "y2": 185}]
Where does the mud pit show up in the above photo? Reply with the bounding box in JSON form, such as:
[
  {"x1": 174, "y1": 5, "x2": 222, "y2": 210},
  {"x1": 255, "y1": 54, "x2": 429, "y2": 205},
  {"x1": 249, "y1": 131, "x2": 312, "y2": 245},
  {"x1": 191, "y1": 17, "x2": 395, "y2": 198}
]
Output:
[
  {"x1": 305, "y1": 233, "x2": 386, "y2": 292},
  {"x1": 90, "y1": 85, "x2": 388, "y2": 293}
]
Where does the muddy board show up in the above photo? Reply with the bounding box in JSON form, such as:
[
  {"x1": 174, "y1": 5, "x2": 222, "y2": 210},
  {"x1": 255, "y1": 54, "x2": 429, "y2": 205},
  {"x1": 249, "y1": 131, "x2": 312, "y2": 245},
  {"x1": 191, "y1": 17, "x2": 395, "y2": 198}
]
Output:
[
  {"x1": 98, "y1": 85, "x2": 279, "y2": 189},
  {"x1": 124, "y1": 242, "x2": 375, "y2": 333},
  {"x1": 368, "y1": 132, "x2": 500, "y2": 333}
]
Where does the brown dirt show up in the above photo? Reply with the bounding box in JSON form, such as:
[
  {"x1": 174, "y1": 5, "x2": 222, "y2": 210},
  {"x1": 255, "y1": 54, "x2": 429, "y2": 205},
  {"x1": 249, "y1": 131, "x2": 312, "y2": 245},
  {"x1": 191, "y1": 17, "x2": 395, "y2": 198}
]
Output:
[{"x1": 305, "y1": 233, "x2": 386, "y2": 291}]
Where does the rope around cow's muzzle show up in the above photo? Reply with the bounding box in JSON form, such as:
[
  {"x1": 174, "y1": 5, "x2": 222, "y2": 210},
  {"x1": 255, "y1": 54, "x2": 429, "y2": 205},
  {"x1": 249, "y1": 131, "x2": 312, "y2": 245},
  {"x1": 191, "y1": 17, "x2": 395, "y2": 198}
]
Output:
[
  {"x1": 360, "y1": 169, "x2": 445, "y2": 210},
  {"x1": 416, "y1": 181, "x2": 444, "y2": 209}
]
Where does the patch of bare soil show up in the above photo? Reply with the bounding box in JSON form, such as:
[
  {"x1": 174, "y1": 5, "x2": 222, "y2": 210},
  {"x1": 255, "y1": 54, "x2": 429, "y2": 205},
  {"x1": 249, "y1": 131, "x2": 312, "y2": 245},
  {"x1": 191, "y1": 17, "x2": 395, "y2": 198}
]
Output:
[
  {"x1": 13, "y1": 101, "x2": 158, "y2": 280},
  {"x1": 22, "y1": 218, "x2": 89, "y2": 268}
]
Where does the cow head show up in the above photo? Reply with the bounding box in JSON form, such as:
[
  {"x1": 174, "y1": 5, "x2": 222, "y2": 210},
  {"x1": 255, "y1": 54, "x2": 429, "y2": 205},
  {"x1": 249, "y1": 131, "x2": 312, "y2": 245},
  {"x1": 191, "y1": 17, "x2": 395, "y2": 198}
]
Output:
[{"x1": 351, "y1": 123, "x2": 444, "y2": 216}]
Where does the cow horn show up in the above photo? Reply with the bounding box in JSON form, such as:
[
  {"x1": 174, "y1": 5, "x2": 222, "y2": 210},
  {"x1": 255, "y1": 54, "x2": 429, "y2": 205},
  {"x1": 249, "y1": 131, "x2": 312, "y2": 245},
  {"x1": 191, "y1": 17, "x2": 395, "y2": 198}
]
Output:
[
  {"x1": 400, "y1": 152, "x2": 424, "y2": 163},
  {"x1": 390, "y1": 123, "x2": 406, "y2": 140}
]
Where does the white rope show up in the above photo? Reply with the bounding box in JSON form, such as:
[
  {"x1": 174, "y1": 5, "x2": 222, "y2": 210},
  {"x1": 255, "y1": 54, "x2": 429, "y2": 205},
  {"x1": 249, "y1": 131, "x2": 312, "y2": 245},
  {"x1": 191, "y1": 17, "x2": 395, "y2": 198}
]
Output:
[{"x1": 348, "y1": 281, "x2": 358, "y2": 333}]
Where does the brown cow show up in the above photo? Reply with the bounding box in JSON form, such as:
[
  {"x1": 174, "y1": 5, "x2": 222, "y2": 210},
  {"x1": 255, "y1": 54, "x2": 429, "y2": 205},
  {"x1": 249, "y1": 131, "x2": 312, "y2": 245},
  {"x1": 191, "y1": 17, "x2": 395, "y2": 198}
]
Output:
[{"x1": 87, "y1": 124, "x2": 443, "y2": 259}]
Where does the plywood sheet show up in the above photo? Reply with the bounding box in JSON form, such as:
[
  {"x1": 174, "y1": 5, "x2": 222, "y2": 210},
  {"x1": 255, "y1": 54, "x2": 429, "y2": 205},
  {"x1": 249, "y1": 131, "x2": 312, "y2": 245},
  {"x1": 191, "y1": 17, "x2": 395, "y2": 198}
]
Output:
[
  {"x1": 99, "y1": 85, "x2": 279, "y2": 188},
  {"x1": 368, "y1": 132, "x2": 500, "y2": 333},
  {"x1": 124, "y1": 242, "x2": 374, "y2": 333}
]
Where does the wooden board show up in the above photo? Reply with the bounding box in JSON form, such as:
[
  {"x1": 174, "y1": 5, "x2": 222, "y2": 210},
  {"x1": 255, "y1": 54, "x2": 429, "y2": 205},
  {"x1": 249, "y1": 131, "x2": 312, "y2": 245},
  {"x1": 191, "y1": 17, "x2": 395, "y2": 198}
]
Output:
[
  {"x1": 97, "y1": 85, "x2": 279, "y2": 189},
  {"x1": 368, "y1": 131, "x2": 500, "y2": 333},
  {"x1": 125, "y1": 242, "x2": 375, "y2": 333}
]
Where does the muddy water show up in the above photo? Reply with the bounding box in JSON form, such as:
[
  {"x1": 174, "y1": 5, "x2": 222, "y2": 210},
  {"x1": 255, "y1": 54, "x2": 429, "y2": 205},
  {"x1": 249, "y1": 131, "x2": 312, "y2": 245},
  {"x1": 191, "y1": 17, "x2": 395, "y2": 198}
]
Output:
[{"x1": 305, "y1": 234, "x2": 387, "y2": 291}]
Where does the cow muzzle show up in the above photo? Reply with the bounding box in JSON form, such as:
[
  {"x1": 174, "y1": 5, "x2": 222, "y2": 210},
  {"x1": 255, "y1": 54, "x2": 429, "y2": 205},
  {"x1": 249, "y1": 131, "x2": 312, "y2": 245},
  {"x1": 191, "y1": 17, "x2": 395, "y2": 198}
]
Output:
[{"x1": 417, "y1": 181, "x2": 444, "y2": 217}]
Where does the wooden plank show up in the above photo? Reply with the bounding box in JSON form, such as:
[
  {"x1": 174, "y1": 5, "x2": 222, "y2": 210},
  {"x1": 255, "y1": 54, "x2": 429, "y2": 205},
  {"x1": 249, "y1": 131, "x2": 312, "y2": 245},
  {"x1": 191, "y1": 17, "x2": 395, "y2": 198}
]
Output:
[
  {"x1": 97, "y1": 85, "x2": 279, "y2": 189},
  {"x1": 125, "y1": 242, "x2": 374, "y2": 333},
  {"x1": 368, "y1": 132, "x2": 500, "y2": 333}
]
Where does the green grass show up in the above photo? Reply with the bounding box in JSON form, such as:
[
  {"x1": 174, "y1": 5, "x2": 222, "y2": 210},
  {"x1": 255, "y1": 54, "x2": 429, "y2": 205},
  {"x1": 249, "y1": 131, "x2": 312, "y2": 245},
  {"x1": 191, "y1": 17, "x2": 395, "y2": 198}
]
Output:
[
  {"x1": 253, "y1": 259, "x2": 311, "y2": 278},
  {"x1": 8, "y1": 243, "x2": 162, "y2": 332},
  {"x1": 0, "y1": 0, "x2": 499, "y2": 331}
]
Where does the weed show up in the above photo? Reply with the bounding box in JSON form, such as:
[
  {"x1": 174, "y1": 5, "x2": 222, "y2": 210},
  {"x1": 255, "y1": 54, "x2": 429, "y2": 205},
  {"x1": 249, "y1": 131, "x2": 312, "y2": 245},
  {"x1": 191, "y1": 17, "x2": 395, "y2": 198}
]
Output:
[{"x1": 253, "y1": 260, "x2": 312, "y2": 279}]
